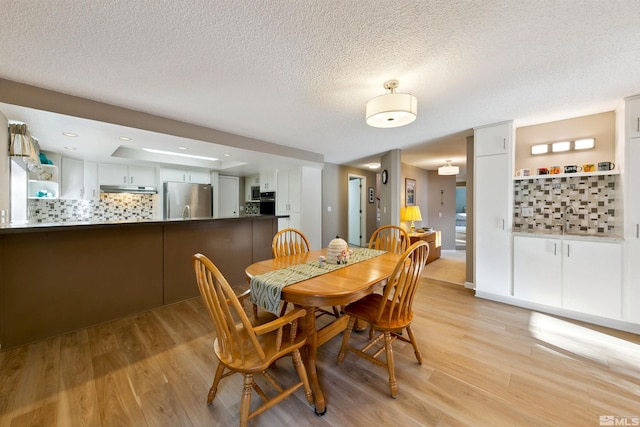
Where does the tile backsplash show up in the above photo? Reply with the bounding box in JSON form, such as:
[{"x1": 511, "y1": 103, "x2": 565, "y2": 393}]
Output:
[
  {"x1": 513, "y1": 174, "x2": 617, "y2": 234},
  {"x1": 28, "y1": 193, "x2": 155, "y2": 223}
]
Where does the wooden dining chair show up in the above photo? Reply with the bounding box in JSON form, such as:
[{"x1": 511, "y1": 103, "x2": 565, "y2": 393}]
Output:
[
  {"x1": 363, "y1": 224, "x2": 411, "y2": 336},
  {"x1": 368, "y1": 224, "x2": 409, "y2": 254},
  {"x1": 272, "y1": 227, "x2": 311, "y2": 258},
  {"x1": 336, "y1": 241, "x2": 430, "y2": 398},
  {"x1": 193, "y1": 253, "x2": 313, "y2": 427}
]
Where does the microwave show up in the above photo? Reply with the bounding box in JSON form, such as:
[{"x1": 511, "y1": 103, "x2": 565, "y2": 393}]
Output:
[{"x1": 251, "y1": 186, "x2": 260, "y2": 201}]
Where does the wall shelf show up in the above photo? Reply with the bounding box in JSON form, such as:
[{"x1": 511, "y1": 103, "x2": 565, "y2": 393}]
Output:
[{"x1": 513, "y1": 170, "x2": 619, "y2": 181}]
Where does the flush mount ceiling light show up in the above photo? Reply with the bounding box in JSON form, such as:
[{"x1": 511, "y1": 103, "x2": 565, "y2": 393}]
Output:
[
  {"x1": 438, "y1": 160, "x2": 459, "y2": 175},
  {"x1": 62, "y1": 132, "x2": 78, "y2": 137},
  {"x1": 368, "y1": 163, "x2": 380, "y2": 169},
  {"x1": 365, "y1": 80, "x2": 417, "y2": 128},
  {"x1": 119, "y1": 136, "x2": 132, "y2": 141}
]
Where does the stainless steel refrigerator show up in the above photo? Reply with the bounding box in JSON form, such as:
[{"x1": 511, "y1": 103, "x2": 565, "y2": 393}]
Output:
[{"x1": 163, "y1": 182, "x2": 213, "y2": 219}]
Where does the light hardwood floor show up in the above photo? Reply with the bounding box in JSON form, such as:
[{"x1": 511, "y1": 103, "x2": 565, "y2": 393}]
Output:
[{"x1": 1, "y1": 277, "x2": 639, "y2": 427}]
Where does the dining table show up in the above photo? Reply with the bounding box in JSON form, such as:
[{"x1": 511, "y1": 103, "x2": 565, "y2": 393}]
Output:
[{"x1": 245, "y1": 248, "x2": 402, "y2": 415}]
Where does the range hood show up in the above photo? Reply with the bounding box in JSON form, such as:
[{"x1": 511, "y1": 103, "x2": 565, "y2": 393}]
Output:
[{"x1": 100, "y1": 185, "x2": 158, "y2": 194}]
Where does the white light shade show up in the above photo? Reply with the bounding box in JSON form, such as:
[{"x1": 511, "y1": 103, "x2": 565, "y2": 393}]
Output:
[
  {"x1": 366, "y1": 93, "x2": 417, "y2": 128},
  {"x1": 574, "y1": 138, "x2": 595, "y2": 150},
  {"x1": 438, "y1": 160, "x2": 459, "y2": 175},
  {"x1": 530, "y1": 144, "x2": 549, "y2": 155},
  {"x1": 366, "y1": 80, "x2": 417, "y2": 128},
  {"x1": 551, "y1": 141, "x2": 571, "y2": 152}
]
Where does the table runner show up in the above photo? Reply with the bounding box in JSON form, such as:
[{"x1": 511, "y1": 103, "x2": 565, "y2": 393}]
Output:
[{"x1": 250, "y1": 248, "x2": 386, "y2": 314}]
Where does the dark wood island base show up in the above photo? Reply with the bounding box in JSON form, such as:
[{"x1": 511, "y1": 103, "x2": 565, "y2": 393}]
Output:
[{"x1": 0, "y1": 216, "x2": 279, "y2": 349}]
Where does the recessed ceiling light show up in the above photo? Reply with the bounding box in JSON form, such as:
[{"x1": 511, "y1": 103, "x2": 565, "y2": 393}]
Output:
[
  {"x1": 368, "y1": 163, "x2": 380, "y2": 169},
  {"x1": 64, "y1": 146, "x2": 78, "y2": 151},
  {"x1": 142, "y1": 148, "x2": 218, "y2": 162},
  {"x1": 177, "y1": 146, "x2": 188, "y2": 150},
  {"x1": 119, "y1": 136, "x2": 132, "y2": 141},
  {"x1": 223, "y1": 153, "x2": 232, "y2": 157},
  {"x1": 62, "y1": 132, "x2": 78, "y2": 137}
]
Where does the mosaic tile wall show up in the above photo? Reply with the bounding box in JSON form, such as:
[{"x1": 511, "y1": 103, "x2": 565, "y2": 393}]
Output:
[
  {"x1": 27, "y1": 193, "x2": 156, "y2": 223},
  {"x1": 513, "y1": 174, "x2": 617, "y2": 234},
  {"x1": 244, "y1": 201, "x2": 260, "y2": 215}
]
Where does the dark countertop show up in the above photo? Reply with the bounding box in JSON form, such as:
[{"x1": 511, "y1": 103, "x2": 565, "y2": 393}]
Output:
[
  {"x1": 512, "y1": 230, "x2": 623, "y2": 242},
  {"x1": 0, "y1": 214, "x2": 287, "y2": 234}
]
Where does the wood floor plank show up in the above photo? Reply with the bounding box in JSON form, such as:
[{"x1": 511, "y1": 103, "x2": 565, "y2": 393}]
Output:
[
  {"x1": 1, "y1": 268, "x2": 639, "y2": 427},
  {"x1": 56, "y1": 342, "x2": 100, "y2": 427}
]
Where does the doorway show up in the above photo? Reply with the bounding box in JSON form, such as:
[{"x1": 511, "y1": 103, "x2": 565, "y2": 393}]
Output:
[
  {"x1": 347, "y1": 174, "x2": 366, "y2": 247},
  {"x1": 455, "y1": 184, "x2": 467, "y2": 250}
]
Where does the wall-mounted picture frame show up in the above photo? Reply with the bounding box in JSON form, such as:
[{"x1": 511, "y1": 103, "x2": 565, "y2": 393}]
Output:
[
  {"x1": 405, "y1": 178, "x2": 416, "y2": 206},
  {"x1": 368, "y1": 187, "x2": 374, "y2": 203}
]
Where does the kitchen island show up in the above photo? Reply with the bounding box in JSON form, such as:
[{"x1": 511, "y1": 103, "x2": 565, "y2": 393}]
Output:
[{"x1": 0, "y1": 215, "x2": 281, "y2": 349}]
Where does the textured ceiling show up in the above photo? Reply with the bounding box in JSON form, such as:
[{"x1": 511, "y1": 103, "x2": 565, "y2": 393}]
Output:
[{"x1": 1, "y1": 0, "x2": 640, "y2": 177}]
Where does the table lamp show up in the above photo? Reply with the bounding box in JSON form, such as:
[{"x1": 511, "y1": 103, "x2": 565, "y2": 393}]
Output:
[{"x1": 401, "y1": 206, "x2": 422, "y2": 235}]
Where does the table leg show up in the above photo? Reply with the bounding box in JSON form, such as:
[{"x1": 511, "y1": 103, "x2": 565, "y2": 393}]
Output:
[{"x1": 298, "y1": 304, "x2": 326, "y2": 415}]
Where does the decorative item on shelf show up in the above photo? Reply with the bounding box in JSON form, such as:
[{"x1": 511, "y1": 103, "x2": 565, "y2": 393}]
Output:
[
  {"x1": 583, "y1": 163, "x2": 595, "y2": 172},
  {"x1": 401, "y1": 206, "x2": 422, "y2": 235},
  {"x1": 327, "y1": 236, "x2": 349, "y2": 265},
  {"x1": 365, "y1": 80, "x2": 417, "y2": 128},
  {"x1": 8, "y1": 123, "x2": 43, "y2": 172},
  {"x1": 438, "y1": 160, "x2": 459, "y2": 175},
  {"x1": 598, "y1": 161, "x2": 615, "y2": 171},
  {"x1": 564, "y1": 165, "x2": 582, "y2": 173},
  {"x1": 515, "y1": 168, "x2": 531, "y2": 177}
]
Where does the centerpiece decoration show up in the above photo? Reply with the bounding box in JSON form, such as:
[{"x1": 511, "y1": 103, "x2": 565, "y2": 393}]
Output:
[{"x1": 327, "y1": 236, "x2": 349, "y2": 264}]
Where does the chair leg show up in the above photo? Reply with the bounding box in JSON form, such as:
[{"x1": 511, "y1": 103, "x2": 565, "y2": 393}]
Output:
[
  {"x1": 383, "y1": 331, "x2": 398, "y2": 398},
  {"x1": 252, "y1": 303, "x2": 259, "y2": 322},
  {"x1": 337, "y1": 316, "x2": 356, "y2": 363},
  {"x1": 239, "y1": 373, "x2": 253, "y2": 427},
  {"x1": 207, "y1": 362, "x2": 226, "y2": 405},
  {"x1": 406, "y1": 325, "x2": 423, "y2": 364},
  {"x1": 279, "y1": 302, "x2": 289, "y2": 317},
  {"x1": 292, "y1": 349, "x2": 314, "y2": 405}
]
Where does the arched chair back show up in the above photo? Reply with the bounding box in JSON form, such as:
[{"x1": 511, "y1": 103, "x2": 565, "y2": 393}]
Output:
[
  {"x1": 368, "y1": 225, "x2": 409, "y2": 254},
  {"x1": 272, "y1": 228, "x2": 310, "y2": 258}
]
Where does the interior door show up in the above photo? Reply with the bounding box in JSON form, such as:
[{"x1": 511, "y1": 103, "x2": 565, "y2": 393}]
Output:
[
  {"x1": 218, "y1": 175, "x2": 239, "y2": 217},
  {"x1": 348, "y1": 176, "x2": 363, "y2": 246}
]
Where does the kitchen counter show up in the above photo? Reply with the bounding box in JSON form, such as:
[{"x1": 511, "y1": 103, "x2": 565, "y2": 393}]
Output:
[
  {"x1": 0, "y1": 215, "x2": 281, "y2": 348},
  {"x1": 0, "y1": 214, "x2": 286, "y2": 234},
  {"x1": 512, "y1": 230, "x2": 623, "y2": 243}
]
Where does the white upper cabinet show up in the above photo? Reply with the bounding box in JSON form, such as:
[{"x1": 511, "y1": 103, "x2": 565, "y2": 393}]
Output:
[
  {"x1": 627, "y1": 96, "x2": 640, "y2": 138},
  {"x1": 99, "y1": 163, "x2": 156, "y2": 186},
  {"x1": 475, "y1": 122, "x2": 512, "y2": 156},
  {"x1": 84, "y1": 161, "x2": 99, "y2": 200},
  {"x1": 161, "y1": 168, "x2": 210, "y2": 184},
  {"x1": 259, "y1": 170, "x2": 277, "y2": 192},
  {"x1": 60, "y1": 157, "x2": 84, "y2": 199}
]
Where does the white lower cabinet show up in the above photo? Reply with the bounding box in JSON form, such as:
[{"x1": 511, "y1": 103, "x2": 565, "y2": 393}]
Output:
[
  {"x1": 513, "y1": 236, "x2": 562, "y2": 306},
  {"x1": 561, "y1": 239, "x2": 622, "y2": 320},
  {"x1": 513, "y1": 235, "x2": 622, "y2": 319}
]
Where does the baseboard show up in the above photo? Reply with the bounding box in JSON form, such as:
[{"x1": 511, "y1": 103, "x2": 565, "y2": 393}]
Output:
[
  {"x1": 475, "y1": 291, "x2": 640, "y2": 334},
  {"x1": 464, "y1": 281, "x2": 474, "y2": 289}
]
